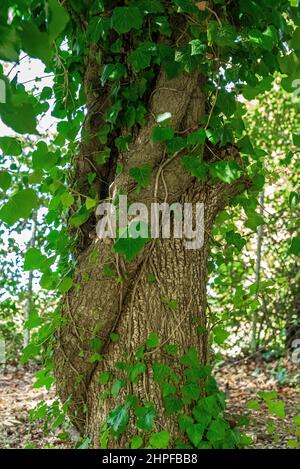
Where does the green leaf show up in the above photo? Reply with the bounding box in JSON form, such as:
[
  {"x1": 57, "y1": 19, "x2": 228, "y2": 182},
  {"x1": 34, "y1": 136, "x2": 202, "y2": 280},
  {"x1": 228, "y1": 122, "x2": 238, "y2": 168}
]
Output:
[
  {"x1": 113, "y1": 223, "x2": 149, "y2": 261},
  {"x1": 163, "y1": 395, "x2": 183, "y2": 415},
  {"x1": 161, "y1": 297, "x2": 177, "y2": 311},
  {"x1": 58, "y1": 277, "x2": 73, "y2": 294},
  {"x1": 0, "y1": 26, "x2": 20, "y2": 62},
  {"x1": 98, "y1": 371, "x2": 111, "y2": 385},
  {"x1": 210, "y1": 161, "x2": 242, "y2": 184},
  {"x1": 180, "y1": 347, "x2": 199, "y2": 368},
  {"x1": 24, "y1": 248, "x2": 48, "y2": 271},
  {"x1": 107, "y1": 404, "x2": 129, "y2": 436},
  {"x1": 207, "y1": 418, "x2": 228, "y2": 443},
  {"x1": 293, "y1": 133, "x2": 300, "y2": 147},
  {"x1": 186, "y1": 422, "x2": 205, "y2": 447},
  {"x1": 101, "y1": 63, "x2": 126, "y2": 86},
  {"x1": 293, "y1": 415, "x2": 300, "y2": 426},
  {"x1": 181, "y1": 383, "x2": 201, "y2": 404},
  {"x1": 213, "y1": 326, "x2": 230, "y2": 345},
  {"x1": 0, "y1": 171, "x2": 12, "y2": 192},
  {"x1": 187, "y1": 129, "x2": 206, "y2": 146},
  {"x1": 246, "y1": 399, "x2": 260, "y2": 410},
  {"x1": 152, "y1": 362, "x2": 171, "y2": 382},
  {"x1": 69, "y1": 207, "x2": 90, "y2": 227},
  {"x1": 189, "y1": 39, "x2": 206, "y2": 56},
  {"x1": 151, "y1": 127, "x2": 174, "y2": 143},
  {"x1": 244, "y1": 211, "x2": 265, "y2": 231},
  {"x1": 181, "y1": 155, "x2": 208, "y2": 180},
  {"x1": 111, "y1": 7, "x2": 143, "y2": 34},
  {"x1": 131, "y1": 435, "x2": 143, "y2": 449},
  {"x1": 288, "y1": 237, "x2": 300, "y2": 255},
  {"x1": 267, "y1": 400, "x2": 285, "y2": 418},
  {"x1": 135, "y1": 403, "x2": 157, "y2": 431},
  {"x1": 0, "y1": 137, "x2": 22, "y2": 156},
  {"x1": 48, "y1": 0, "x2": 69, "y2": 39},
  {"x1": 60, "y1": 192, "x2": 74, "y2": 209},
  {"x1": 111, "y1": 379, "x2": 125, "y2": 398},
  {"x1": 129, "y1": 164, "x2": 152, "y2": 189},
  {"x1": 287, "y1": 439, "x2": 298, "y2": 449},
  {"x1": 291, "y1": 28, "x2": 300, "y2": 51},
  {"x1": 19, "y1": 22, "x2": 52, "y2": 64},
  {"x1": 0, "y1": 189, "x2": 39, "y2": 225},
  {"x1": 128, "y1": 362, "x2": 146, "y2": 383},
  {"x1": 128, "y1": 42, "x2": 157, "y2": 72},
  {"x1": 149, "y1": 431, "x2": 170, "y2": 449},
  {"x1": 146, "y1": 332, "x2": 160, "y2": 348}
]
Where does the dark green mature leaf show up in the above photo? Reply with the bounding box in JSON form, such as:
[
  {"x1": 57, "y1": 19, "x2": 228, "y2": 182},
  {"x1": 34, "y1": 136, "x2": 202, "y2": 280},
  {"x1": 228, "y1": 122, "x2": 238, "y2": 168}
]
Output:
[
  {"x1": 111, "y1": 7, "x2": 143, "y2": 34},
  {"x1": 107, "y1": 404, "x2": 129, "y2": 436},
  {"x1": 0, "y1": 26, "x2": 20, "y2": 62},
  {"x1": 19, "y1": 22, "x2": 52, "y2": 64},
  {"x1": 181, "y1": 156, "x2": 208, "y2": 180},
  {"x1": 129, "y1": 164, "x2": 152, "y2": 189},
  {"x1": 151, "y1": 127, "x2": 174, "y2": 143},
  {"x1": 135, "y1": 402, "x2": 157, "y2": 431},
  {"x1": 113, "y1": 225, "x2": 149, "y2": 261},
  {"x1": 0, "y1": 171, "x2": 12, "y2": 192},
  {"x1": 48, "y1": 0, "x2": 70, "y2": 39},
  {"x1": 0, "y1": 137, "x2": 22, "y2": 156}
]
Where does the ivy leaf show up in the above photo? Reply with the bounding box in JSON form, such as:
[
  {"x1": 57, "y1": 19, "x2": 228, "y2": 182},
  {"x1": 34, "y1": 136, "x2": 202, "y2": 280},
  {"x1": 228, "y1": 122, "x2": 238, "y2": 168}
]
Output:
[
  {"x1": 135, "y1": 403, "x2": 157, "y2": 431},
  {"x1": 0, "y1": 137, "x2": 22, "y2": 156},
  {"x1": 128, "y1": 362, "x2": 146, "y2": 383},
  {"x1": 151, "y1": 127, "x2": 174, "y2": 143},
  {"x1": 163, "y1": 395, "x2": 183, "y2": 415},
  {"x1": 146, "y1": 332, "x2": 160, "y2": 348},
  {"x1": 207, "y1": 418, "x2": 228, "y2": 443},
  {"x1": 58, "y1": 277, "x2": 73, "y2": 294},
  {"x1": 189, "y1": 39, "x2": 206, "y2": 56},
  {"x1": 131, "y1": 435, "x2": 143, "y2": 449},
  {"x1": 111, "y1": 7, "x2": 143, "y2": 34},
  {"x1": 0, "y1": 189, "x2": 39, "y2": 225},
  {"x1": 107, "y1": 404, "x2": 129, "y2": 436},
  {"x1": 288, "y1": 237, "x2": 300, "y2": 256},
  {"x1": 213, "y1": 326, "x2": 230, "y2": 345},
  {"x1": 149, "y1": 431, "x2": 170, "y2": 449},
  {"x1": 0, "y1": 26, "x2": 20, "y2": 62},
  {"x1": 293, "y1": 133, "x2": 300, "y2": 147},
  {"x1": 244, "y1": 211, "x2": 265, "y2": 231},
  {"x1": 267, "y1": 400, "x2": 285, "y2": 418},
  {"x1": 210, "y1": 161, "x2": 242, "y2": 184},
  {"x1": 111, "y1": 379, "x2": 125, "y2": 398},
  {"x1": 113, "y1": 226, "x2": 149, "y2": 261},
  {"x1": 129, "y1": 164, "x2": 152, "y2": 189},
  {"x1": 24, "y1": 248, "x2": 48, "y2": 271},
  {"x1": 47, "y1": 0, "x2": 70, "y2": 39},
  {"x1": 128, "y1": 42, "x2": 157, "y2": 72},
  {"x1": 187, "y1": 128, "x2": 206, "y2": 146},
  {"x1": 186, "y1": 422, "x2": 205, "y2": 447},
  {"x1": 19, "y1": 22, "x2": 52, "y2": 65},
  {"x1": 181, "y1": 155, "x2": 208, "y2": 180},
  {"x1": 0, "y1": 171, "x2": 12, "y2": 192}
]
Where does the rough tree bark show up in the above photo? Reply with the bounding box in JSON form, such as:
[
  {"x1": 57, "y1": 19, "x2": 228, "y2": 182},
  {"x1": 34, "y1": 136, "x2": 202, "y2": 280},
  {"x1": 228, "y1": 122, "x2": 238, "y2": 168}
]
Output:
[{"x1": 54, "y1": 14, "x2": 249, "y2": 447}]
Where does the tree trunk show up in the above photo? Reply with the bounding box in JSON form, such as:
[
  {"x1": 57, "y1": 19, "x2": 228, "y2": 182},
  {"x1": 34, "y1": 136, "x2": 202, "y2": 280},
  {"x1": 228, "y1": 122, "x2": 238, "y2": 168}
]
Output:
[{"x1": 54, "y1": 43, "x2": 249, "y2": 447}]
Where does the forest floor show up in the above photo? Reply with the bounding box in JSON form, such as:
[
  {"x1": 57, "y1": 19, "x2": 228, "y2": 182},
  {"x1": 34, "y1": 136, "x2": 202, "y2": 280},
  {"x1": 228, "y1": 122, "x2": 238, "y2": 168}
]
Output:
[{"x1": 0, "y1": 357, "x2": 299, "y2": 449}]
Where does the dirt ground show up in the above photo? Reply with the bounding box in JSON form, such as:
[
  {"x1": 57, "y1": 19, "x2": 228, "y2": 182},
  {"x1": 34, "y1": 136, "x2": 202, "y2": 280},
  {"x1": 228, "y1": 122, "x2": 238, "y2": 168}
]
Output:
[{"x1": 0, "y1": 358, "x2": 299, "y2": 449}]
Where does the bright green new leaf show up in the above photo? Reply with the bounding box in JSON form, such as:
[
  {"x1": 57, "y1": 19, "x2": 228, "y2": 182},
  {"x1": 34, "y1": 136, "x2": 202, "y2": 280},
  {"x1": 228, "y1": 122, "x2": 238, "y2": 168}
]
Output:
[
  {"x1": 0, "y1": 189, "x2": 39, "y2": 225},
  {"x1": 149, "y1": 431, "x2": 170, "y2": 449}
]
